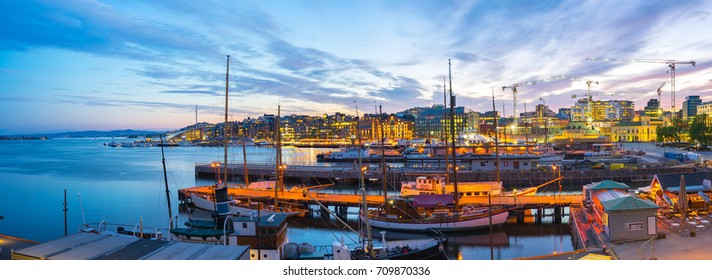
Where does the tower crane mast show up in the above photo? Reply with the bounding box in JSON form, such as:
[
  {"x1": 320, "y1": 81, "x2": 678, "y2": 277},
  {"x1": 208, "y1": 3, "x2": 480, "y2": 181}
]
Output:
[
  {"x1": 585, "y1": 57, "x2": 695, "y2": 114},
  {"x1": 502, "y1": 74, "x2": 566, "y2": 129}
]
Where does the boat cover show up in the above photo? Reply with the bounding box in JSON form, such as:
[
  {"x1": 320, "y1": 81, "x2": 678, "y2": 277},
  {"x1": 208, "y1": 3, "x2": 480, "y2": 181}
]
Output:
[{"x1": 412, "y1": 194, "x2": 454, "y2": 208}]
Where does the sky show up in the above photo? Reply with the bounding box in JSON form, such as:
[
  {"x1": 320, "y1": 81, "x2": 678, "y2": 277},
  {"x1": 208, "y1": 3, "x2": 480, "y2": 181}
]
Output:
[{"x1": 1, "y1": 0, "x2": 712, "y2": 134}]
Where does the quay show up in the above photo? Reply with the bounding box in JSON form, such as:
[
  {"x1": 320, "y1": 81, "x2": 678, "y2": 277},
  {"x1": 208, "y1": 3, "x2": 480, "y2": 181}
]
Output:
[
  {"x1": 179, "y1": 185, "x2": 582, "y2": 223},
  {"x1": 196, "y1": 163, "x2": 699, "y2": 188}
]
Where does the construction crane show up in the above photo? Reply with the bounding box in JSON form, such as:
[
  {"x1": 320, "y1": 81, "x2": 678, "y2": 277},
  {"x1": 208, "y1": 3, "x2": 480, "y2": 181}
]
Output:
[
  {"x1": 568, "y1": 78, "x2": 599, "y2": 124},
  {"x1": 502, "y1": 74, "x2": 566, "y2": 129},
  {"x1": 653, "y1": 82, "x2": 666, "y2": 118},
  {"x1": 571, "y1": 92, "x2": 601, "y2": 99},
  {"x1": 585, "y1": 57, "x2": 695, "y2": 114}
]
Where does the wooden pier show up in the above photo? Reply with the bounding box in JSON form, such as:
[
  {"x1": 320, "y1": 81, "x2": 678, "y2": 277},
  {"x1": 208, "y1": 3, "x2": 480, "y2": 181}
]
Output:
[
  {"x1": 180, "y1": 186, "x2": 582, "y2": 223},
  {"x1": 196, "y1": 163, "x2": 699, "y2": 188}
]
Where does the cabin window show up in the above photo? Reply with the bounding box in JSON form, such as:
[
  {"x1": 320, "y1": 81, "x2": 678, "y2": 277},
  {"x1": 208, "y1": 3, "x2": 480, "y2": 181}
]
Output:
[
  {"x1": 242, "y1": 223, "x2": 248, "y2": 229},
  {"x1": 466, "y1": 192, "x2": 472, "y2": 196},
  {"x1": 480, "y1": 162, "x2": 486, "y2": 166},
  {"x1": 483, "y1": 191, "x2": 488, "y2": 196},
  {"x1": 473, "y1": 192, "x2": 479, "y2": 196}
]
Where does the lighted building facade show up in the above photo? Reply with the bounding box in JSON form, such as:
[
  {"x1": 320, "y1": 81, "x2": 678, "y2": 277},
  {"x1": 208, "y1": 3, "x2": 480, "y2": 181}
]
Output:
[
  {"x1": 571, "y1": 100, "x2": 635, "y2": 122},
  {"x1": 682, "y1": 95, "x2": 702, "y2": 121},
  {"x1": 610, "y1": 116, "x2": 662, "y2": 142}
]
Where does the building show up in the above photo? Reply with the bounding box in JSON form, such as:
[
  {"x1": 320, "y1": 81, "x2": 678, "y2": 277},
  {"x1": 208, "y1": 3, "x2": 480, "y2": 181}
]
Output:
[
  {"x1": 643, "y1": 99, "x2": 662, "y2": 118},
  {"x1": 584, "y1": 180, "x2": 659, "y2": 242},
  {"x1": 361, "y1": 114, "x2": 414, "y2": 141},
  {"x1": 610, "y1": 116, "x2": 663, "y2": 142},
  {"x1": 571, "y1": 99, "x2": 635, "y2": 122},
  {"x1": 400, "y1": 105, "x2": 467, "y2": 139},
  {"x1": 682, "y1": 95, "x2": 702, "y2": 121}
]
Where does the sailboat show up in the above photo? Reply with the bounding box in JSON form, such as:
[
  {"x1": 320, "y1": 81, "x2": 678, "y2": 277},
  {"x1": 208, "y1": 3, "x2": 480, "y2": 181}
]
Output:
[
  {"x1": 319, "y1": 108, "x2": 447, "y2": 260},
  {"x1": 366, "y1": 60, "x2": 509, "y2": 233},
  {"x1": 180, "y1": 56, "x2": 307, "y2": 218}
]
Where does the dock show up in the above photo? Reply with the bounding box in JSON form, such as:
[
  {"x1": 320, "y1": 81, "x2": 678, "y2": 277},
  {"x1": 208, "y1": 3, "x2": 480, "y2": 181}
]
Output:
[
  {"x1": 196, "y1": 163, "x2": 699, "y2": 188},
  {"x1": 179, "y1": 185, "x2": 582, "y2": 223}
]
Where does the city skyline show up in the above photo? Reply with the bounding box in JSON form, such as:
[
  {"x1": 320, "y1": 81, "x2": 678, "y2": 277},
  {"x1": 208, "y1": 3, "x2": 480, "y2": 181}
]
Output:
[{"x1": 2, "y1": 0, "x2": 712, "y2": 134}]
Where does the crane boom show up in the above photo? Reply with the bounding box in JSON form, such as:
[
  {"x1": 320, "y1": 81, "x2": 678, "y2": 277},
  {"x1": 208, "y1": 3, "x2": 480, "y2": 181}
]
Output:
[
  {"x1": 502, "y1": 74, "x2": 566, "y2": 129},
  {"x1": 585, "y1": 57, "x2": 696, "y2": 115}
]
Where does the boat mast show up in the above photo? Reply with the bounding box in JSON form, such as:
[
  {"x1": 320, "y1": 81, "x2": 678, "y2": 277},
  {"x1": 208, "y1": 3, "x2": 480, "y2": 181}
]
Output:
[
  {"x1": 242, "y1": 131, "x2": 249, "y2": 186},
  {"x1": 275, "y1": 105, "x2": 283, "y2": 201},
  {"x1": 443, "y1": 76, "x2": 449, "y2": 184},
  {"x1": 356, "y1": 106, "x2": 374, "y2": 258},
  {"x1": 379, "y1": 105, "x2": 387, "y2": 217},
  {"x1": 490, "y1": 88, "x2": 499, "y2": 260},
  {"x1": 160, "y1": 135, "x2": 173, "y2": 229},
  {"x1": 223, "y1": 55, "x2": 229, "y2": 188},
  {"x1": 448, "y1": 59, "x2": 459, "y2": 211},
  {"x1": 492, "y1": 89, "x2": 501, "y2": 182}
]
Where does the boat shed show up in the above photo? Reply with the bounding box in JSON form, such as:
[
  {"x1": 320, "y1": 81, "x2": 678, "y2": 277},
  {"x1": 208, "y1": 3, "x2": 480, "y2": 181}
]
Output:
[
  {"x1": 12, "y1": 232, "x2": 250, "y2": 260},
  {"x1": 592, "y1": 189, "x2": 659, "y2": 242}
]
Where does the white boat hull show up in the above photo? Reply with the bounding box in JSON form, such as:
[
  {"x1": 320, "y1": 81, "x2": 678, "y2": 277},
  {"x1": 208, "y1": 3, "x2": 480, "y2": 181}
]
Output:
[
  {"x1": 189, "y1": 193, "x2": 305, "y2": 217},
  {"x1": 365, "y1": 210, "x2": 509, "y2": 232}
]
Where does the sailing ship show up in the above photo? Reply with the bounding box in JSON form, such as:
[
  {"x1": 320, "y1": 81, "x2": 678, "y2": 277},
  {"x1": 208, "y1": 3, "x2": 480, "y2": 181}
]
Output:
[{"x1": 365, "y1": 60, "x2": 509, "y2": 233}]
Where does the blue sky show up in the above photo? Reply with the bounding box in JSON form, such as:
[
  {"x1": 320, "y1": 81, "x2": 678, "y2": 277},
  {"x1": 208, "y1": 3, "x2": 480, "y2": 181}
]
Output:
[{"x1": 1, "y1": 0, "x2": 711, "y2": 134}]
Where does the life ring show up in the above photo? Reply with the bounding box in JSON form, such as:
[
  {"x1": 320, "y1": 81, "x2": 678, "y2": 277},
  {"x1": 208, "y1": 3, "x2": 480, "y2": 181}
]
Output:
[{"x1": 504, "y1": 161, "x2": 509, "y2": 166}]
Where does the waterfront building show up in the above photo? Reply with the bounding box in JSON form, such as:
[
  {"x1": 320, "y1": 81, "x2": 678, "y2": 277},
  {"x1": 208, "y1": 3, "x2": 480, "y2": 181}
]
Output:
[
  {"x1": 584, "y1": 180, "x2": 659, "y2": 242},
  {"x1": 361, "y1": 114, "x2": 415, "y2": 141},
  {"x1": 399, "y1": 104, "x2": 468, "y2": 140},
  {"x1": 683, "y1": 95, "x2": 703, "y2": 121}
]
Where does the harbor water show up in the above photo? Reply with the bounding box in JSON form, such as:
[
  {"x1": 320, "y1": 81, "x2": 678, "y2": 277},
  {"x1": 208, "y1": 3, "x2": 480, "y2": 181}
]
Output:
[{"x1": 0, "y1": 138, "x2": 574, "y2": 259}]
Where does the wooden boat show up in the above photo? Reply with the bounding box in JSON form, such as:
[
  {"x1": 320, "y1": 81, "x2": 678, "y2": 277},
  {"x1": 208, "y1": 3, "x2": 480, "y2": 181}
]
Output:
[
  {"x1": 400, "y1": 176, "x2": 539, "y2": 197},
  {"x1": 368, "y1": 60, "x2": 508, "y2": 233},
  {"x1": 365, "y1": 195, "x2": 509, "y2": 232}
]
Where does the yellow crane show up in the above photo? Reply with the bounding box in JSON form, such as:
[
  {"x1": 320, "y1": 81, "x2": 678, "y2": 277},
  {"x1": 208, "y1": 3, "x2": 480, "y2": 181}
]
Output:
[
  {"x1": 585, "y1": 57, "x2": 695, "y2": 114},
  {"x1": 502, "y1": 74, "x2": 566, "y2": 129}
]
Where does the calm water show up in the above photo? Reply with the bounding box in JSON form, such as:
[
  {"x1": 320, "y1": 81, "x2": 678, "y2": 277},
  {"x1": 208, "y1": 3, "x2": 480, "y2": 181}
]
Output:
[{"x1": 0, "y1": 138, "x2": 573, "y2": 259}]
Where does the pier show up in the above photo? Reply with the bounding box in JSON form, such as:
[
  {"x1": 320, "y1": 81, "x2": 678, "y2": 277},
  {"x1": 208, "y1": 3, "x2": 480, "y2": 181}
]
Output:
[
  {"x1": 179, "y1": 186, "x2": 582, "y2": 223},
  {"x1": 196, "y1": 163, "x2": 699, "y2": 188}
]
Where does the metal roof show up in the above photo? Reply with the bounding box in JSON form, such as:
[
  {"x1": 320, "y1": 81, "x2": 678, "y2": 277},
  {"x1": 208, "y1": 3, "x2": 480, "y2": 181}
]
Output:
[
  {"x1": 141, "y1": 241, "x2": 249, "y2": 260},
  {"x1": 601, "y1": 196, "x2": 659, "y2": 212},
  {"x1": 587, "y1": 180, "x2": 631, "y2": 190}
]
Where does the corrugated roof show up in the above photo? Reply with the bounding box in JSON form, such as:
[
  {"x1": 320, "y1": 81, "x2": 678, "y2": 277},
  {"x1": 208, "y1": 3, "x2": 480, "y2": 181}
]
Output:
[
  {"x1": 601, "y1": 196, "x2": 659, "y2": 211},
  {"x1": 590, "y1": 180, "x2": 631, "y2": 190}
]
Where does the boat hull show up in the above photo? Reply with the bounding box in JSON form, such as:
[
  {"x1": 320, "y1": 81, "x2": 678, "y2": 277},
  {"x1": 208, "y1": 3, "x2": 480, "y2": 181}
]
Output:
[
  {"x1": 365, "y1": 210, "x2": 509, "y2": 232},
  {"x1": 189, "y1": 193, "x2": 306, "y2": 217}
]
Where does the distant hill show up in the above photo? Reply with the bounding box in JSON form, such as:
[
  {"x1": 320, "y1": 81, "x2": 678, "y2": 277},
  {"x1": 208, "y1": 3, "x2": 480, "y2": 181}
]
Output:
[{"x1": 37, "y1": 129, "x2": 163, "y2": 138}]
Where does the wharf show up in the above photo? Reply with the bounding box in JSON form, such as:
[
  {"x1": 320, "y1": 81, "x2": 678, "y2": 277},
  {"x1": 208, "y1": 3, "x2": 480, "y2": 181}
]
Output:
[
  {"x1": 180, "y1": 186, "x2": 582, "y2": 210},
  {"x1": 196, "y1": 163, "x2": 698, "y2": 188}
]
